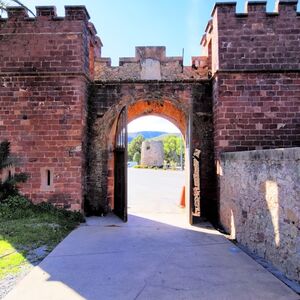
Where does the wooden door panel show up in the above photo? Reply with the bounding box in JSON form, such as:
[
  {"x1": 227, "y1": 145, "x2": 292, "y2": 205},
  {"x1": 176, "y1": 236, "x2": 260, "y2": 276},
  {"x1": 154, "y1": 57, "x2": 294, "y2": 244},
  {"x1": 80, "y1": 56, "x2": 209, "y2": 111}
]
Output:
[{"x1": 114, "y1": 107, "x2": 127, "y2": 222}]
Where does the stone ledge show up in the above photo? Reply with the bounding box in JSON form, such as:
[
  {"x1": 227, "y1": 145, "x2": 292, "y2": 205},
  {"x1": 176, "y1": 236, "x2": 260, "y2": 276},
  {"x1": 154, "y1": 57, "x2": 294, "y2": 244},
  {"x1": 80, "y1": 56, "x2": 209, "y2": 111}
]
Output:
[{"x1": 221, "y1": 147, "x2": 300, "y2": 162}]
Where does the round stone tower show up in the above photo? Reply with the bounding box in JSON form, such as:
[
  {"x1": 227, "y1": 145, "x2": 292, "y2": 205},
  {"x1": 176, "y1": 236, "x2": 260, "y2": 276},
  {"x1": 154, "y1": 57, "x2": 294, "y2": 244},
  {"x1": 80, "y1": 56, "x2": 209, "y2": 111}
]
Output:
[{"x1": 141, "y1": 141, "x2": 164, "y2": 167}]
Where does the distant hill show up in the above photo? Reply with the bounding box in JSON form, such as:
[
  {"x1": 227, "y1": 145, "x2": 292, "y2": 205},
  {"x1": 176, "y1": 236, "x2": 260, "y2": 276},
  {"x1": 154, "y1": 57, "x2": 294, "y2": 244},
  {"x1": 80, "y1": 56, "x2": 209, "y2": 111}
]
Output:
[
  {"x1": 128, "y1": 131, "x2": 180, "y2": 143},
  {"x1": 150, "y1": 133, "x2": 181, "y2": 141}
]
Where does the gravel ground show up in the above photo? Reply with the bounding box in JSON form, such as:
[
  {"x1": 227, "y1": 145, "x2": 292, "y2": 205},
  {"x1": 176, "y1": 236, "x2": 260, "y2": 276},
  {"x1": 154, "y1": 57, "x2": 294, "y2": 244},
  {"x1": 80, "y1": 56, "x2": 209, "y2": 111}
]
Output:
[
  {"x1": 0, "y1": 265, "x2": 33, "y2": 300},
  {"x1": 0, "y1": 246, "x2": 48, "y2": 299}
]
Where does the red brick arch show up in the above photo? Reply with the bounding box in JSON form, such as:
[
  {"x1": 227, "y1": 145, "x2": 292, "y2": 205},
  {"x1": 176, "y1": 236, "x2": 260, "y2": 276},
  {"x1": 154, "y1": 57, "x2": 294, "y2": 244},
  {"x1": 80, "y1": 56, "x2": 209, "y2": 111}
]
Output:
[
  {"x1": 105, "y1": 98, "x2": 188, "y2": 210},
  {"x1": 127, "y1": 99, "x2": 187, "y2": 138},
  {"x1": 87, "y1": 81, "x2": 215, "y2": 222}
]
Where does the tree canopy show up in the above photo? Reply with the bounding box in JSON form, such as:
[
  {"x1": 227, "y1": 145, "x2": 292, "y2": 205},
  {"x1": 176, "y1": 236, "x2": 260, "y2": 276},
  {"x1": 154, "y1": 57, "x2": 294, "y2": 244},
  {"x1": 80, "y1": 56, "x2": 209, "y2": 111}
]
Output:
[
  {"x1": 163, "y1": 135, "x2": 184, "y2": 166},
  {"x1": 133, "y1": 152, "x2": 141, "y2": 164},
  {"x1": 128, "y1": 135, "x2": 144, "y2": 161}
]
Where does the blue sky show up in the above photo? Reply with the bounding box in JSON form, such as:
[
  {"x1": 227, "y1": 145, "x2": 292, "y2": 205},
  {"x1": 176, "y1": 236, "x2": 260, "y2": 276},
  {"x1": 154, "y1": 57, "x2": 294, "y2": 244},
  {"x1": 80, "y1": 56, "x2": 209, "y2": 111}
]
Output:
[
  {"x1": 17, "y1": 0, "x2": 281, "y2": 66},
  {"x1": 12, "y1": 1, "x2": 288, "y2": 133}
]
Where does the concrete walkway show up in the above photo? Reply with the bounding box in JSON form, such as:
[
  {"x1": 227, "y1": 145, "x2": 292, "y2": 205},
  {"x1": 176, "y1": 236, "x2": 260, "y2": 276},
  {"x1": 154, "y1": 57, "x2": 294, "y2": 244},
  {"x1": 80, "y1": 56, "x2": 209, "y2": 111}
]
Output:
[
  {"x1": 4, "y1": 213, "x2": 299, "y2": 300},
  {"x1": 4, "y1": 169, "x2": 300, "y2": 299}
]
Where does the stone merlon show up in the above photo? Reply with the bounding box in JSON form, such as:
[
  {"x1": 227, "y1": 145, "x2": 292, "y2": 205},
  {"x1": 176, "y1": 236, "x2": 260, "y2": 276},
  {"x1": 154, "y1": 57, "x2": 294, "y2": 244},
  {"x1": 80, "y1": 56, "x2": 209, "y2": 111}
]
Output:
[{"x1": 95, "y1": 46, "x2": 209, "y2": 81}]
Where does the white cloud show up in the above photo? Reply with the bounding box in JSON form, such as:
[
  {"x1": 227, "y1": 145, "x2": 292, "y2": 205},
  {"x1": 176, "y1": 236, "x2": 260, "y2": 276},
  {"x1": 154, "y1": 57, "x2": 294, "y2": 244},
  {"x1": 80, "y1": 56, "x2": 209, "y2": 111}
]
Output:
[{"x1": 128, "y1": 116, "x2": 180, "y2": 133}]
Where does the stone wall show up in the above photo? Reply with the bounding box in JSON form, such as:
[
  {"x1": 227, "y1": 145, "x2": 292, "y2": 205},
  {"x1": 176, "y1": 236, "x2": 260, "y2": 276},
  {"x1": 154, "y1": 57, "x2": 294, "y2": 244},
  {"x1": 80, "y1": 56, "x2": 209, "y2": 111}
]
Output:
[
  {"x1": 141, "y1": 141, "x2": 164, "y2": 167},
  {"x1": 94, "y1": 46, "x2": 208, "y2": 81},
  {"x1": 220, "y1": 148, "x2": 300, "y2": 283},
  {"x1": 0, "y1": 6, "x2": 100, "y2": 210}
]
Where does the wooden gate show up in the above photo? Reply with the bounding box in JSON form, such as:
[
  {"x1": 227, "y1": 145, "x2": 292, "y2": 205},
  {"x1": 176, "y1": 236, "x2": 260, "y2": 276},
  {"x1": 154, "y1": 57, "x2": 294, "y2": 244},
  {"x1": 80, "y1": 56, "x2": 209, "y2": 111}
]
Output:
[{"x1": 114, "y1": 107, "x2": 128, "y2": 222}]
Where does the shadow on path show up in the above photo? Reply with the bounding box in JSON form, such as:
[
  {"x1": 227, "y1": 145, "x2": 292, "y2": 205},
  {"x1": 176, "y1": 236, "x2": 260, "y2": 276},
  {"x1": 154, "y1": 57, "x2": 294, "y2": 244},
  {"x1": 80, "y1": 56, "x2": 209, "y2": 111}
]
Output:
[{"x1": 4, "y1": 214, "x2": 299, "y2": 300}]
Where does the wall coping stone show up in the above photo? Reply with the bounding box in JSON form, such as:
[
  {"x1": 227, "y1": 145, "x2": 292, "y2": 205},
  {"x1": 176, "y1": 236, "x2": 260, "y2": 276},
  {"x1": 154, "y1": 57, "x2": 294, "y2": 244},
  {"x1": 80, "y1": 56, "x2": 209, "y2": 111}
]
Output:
[{"x1": 221, "y1": 147, "x2": 300, "y2": 162}]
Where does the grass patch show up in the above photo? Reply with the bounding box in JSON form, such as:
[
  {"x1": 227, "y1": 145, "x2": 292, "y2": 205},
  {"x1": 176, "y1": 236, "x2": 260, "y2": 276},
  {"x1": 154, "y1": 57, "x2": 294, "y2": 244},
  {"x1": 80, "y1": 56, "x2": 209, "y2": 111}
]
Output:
[
  {"x1": 0, "y1": 241, "x2": 27, "y2": 279},
  {"x1": 133, "y1": 165, "x2": 182, "y2": 171},
  {"x1": 0, "y1": 196, "x2": 84, "y2": 280}
]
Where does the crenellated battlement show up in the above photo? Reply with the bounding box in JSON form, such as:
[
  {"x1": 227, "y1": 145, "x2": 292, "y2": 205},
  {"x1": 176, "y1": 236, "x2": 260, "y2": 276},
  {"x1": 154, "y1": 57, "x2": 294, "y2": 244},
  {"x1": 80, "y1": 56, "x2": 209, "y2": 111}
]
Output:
[
  {"x1": 6, "y1": 6, "x2": 29, "y2": 18},
  {"x1": 1, "y1": 5, "x2": 90, "y2": 22},
  {"x1": 275, "y1": 0, "x2": 299, "y2": 13},
  {"x1": 0, "y1": 5, "x2": 101, "y2": 78},
  {"x1": 211, "y1": 0, "x2": 299, "y2": 17},
  {"x1": 94, "y1": 46, "x2": 208, "y2": 81},
  {"x1": 202, "y1": 0, "x2": 300, "y2": 73},
  {"x1": 36, "y1": 6, "x2": 57, "y2": 18},
  {"x1": 202, "y1": 0, "x2": 299, "y2": 46}
]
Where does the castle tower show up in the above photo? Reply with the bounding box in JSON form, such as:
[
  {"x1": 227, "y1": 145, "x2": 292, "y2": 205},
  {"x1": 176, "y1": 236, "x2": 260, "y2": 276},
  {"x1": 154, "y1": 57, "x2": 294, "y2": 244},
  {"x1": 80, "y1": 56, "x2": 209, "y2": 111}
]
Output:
[{"x1": 141, "y1": 141, "x2": 164, "y2": 167}]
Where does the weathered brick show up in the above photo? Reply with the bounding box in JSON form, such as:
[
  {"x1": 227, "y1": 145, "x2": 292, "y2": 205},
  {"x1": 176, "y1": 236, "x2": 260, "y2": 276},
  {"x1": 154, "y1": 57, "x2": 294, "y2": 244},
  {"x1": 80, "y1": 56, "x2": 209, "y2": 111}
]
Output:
[{"x1": 0, "y1": 7, "x2": 101, "y2": 210}]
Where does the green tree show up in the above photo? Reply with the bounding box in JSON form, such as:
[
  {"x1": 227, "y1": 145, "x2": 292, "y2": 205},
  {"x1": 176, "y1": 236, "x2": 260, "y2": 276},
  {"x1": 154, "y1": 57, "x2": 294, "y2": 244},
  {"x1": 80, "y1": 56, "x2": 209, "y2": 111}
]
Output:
[
  {"x1": 163, "y1": 135, "x2": 184, "y2": 167},
  {"x1": 133, "y1": 152, "x2": 141, "y2": 164},
  {"x1": 128, "y1": 135, "x2": 144, "y2": 161},
  {"x1": 0, "y1": 140, "x2": 28, "y2": 201}
]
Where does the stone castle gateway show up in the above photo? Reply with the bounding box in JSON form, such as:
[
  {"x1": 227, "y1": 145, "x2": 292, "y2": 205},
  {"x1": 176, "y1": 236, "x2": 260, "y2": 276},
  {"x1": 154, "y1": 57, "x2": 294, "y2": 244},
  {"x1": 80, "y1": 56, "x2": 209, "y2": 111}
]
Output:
[{"x1": 0, "y1": 1, "x2": 299, "y2": 227}]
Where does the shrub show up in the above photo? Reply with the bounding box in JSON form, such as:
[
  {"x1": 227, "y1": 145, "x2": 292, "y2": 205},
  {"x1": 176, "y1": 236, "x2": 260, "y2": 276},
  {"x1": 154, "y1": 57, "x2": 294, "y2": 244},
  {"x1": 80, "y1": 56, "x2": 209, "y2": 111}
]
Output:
[
  {"x1": 128, "y1": 135, "x2": 144, "y2": 161},
  {"x1": 0, "y1": 195, "x2": 34, "y2": 219},
  {"x1": 33, "y1": 202, "x2": 85, "y2": 223},
  {"x1": 0, "y1": 195, "x2": 85, "y2": 223},
  {"x1": 1, "y1": 195, "x2": 32, "y2": 209},
  {"x1": 133, "y1": 165, "x2": 148, "y2": 169},
  {"x1": 133, "y1": 152, "x2": 141, "y2": 164},
  {"x1": 0, "y1": 140, "x2": 29, "y2": 202}
]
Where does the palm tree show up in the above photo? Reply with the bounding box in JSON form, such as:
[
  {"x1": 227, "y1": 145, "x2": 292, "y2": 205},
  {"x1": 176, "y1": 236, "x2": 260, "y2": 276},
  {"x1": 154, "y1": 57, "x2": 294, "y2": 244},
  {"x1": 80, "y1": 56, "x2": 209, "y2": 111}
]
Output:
[
  {"x1": 0, "y1": 0, "x2": 35, "y2": 16},
  {"x1": 0, "y1": 140, "x2": 28, "y2": 201}
]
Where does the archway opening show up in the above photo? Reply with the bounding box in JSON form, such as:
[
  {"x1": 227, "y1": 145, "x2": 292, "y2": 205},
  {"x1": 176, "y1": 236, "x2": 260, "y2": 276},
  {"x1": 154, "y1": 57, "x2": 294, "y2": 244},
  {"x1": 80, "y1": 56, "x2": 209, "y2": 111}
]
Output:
[
  {"x1": 127, "y1": 116, "x2": 187, "y2": 223},
  {"x1": 87, "y1": 83, "x2": 215, "y2": 224},
  {"x1": 103, "y1": 97, "x2": 193, "y2": 224}
]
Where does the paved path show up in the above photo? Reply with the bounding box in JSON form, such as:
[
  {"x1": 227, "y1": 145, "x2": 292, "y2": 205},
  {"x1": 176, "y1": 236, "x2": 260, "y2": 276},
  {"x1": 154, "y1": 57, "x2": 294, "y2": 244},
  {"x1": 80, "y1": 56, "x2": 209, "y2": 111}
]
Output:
[
  {"x1": 4, "y1": 169, "x2": 299, "y2": 300},
  {"x1": 128, "y1": 168, "x2": 185, "y2": 215}
]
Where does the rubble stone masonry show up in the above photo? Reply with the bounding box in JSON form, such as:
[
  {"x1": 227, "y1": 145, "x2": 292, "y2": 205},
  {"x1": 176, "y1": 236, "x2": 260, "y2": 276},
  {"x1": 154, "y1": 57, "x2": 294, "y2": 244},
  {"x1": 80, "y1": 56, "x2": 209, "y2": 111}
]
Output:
[
  {"x1": 141, "y1": 141, "x2": 164, "y2": 167},
  {"x1": 95, "y1": 46, "x2": 208, "y2": 81},
  {"x1": 220, "y1": 148, "x2": 300, "y2": 283}
]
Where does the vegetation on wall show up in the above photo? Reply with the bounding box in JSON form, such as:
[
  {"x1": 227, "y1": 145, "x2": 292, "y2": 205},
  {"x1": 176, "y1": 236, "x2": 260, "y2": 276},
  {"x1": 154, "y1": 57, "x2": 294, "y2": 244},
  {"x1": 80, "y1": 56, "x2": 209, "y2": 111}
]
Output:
[{"x1": 0, "y1": 140, "x2": 28, "y2": 202}]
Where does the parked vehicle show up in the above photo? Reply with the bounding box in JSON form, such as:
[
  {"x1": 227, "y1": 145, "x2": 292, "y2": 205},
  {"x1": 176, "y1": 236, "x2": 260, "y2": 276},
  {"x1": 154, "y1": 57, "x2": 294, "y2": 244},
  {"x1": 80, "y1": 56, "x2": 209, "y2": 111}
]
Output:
[{"x1": 127, "y1": 161, "x2": 138, "y2": 168}]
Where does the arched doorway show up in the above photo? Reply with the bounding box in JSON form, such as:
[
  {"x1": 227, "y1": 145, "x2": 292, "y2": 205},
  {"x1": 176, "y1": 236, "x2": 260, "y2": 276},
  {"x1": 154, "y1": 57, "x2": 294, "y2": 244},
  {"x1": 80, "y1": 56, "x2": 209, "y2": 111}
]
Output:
[
  {"x1": 86, "y1": 80, "x2": 216, "y2": 224},
  {"x1": 109, "y1": 99, "x2": 192, "y2": 223},
  {"x1": 127, "y1": 115, "x2": 186, "y2": 222}
]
